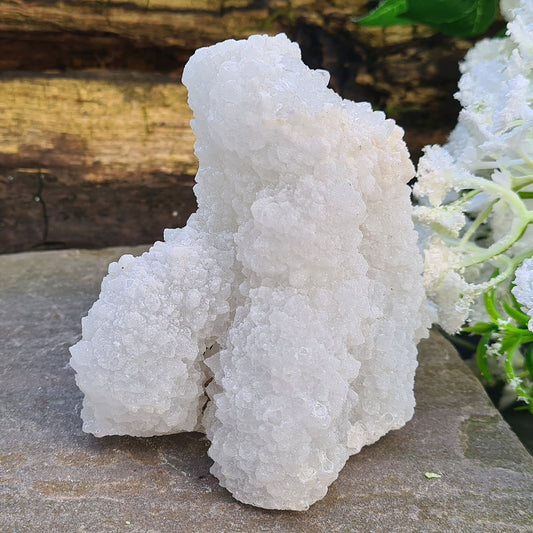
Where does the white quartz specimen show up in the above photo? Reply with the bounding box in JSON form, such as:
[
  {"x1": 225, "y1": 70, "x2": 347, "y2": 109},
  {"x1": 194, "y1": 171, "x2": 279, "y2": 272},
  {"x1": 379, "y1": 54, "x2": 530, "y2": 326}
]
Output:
[
  {"x1": 70, "y1": 33, "x2": 429, "y2": 511},
  {"x1": 69, "y1": 226, "x2": 234, "y2": 436}
]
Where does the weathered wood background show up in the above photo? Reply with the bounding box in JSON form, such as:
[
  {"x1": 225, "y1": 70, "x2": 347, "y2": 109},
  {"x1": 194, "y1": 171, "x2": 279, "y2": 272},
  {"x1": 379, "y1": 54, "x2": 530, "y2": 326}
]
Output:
[{"x1": 0, "y1": 0, "x2": 498, "y2": 253}]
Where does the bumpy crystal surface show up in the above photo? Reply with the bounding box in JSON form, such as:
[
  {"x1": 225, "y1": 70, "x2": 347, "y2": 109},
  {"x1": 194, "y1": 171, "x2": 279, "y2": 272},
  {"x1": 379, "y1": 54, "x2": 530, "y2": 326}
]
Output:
[{"x1": 70, "y1": 33, "x2": 429, "y2": 511}]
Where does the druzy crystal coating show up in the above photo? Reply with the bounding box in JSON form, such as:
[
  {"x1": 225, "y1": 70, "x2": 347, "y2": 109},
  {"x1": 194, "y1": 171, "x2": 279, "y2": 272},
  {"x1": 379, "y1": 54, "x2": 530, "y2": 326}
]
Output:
[{"x1": 70, "y1": 34, "x2": 429, "y2": 510}]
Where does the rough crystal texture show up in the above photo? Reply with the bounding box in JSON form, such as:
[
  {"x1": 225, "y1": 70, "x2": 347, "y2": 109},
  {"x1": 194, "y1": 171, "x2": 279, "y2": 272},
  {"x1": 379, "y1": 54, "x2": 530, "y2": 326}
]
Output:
[
  {"x1": 70, "y1": 33, "x2": 429, "y2": 510},
  {"x1": 69, "y1": 226, "x2": 234, "y2": 436}
]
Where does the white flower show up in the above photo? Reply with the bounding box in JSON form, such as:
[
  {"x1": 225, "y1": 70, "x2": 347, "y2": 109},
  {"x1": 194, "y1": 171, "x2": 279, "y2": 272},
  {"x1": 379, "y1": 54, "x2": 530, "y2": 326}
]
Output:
[
  {"x1": 509, "y1": 376, "x2": 523, "y2": 391},
  {"x1": 486, "y1": 341, "x2": 503, "y2": 357},
  {"x1": 451, "y1": 22, "x2": 533, "y2": 159},
  {"x1": 507, "y1": 0, "x2": 533, "y2": 61},
  {"x1": 430, "y1": 271, "x2": 476, "y2": 334},
  {"x1": 491, "y1": 169, "x2": 511, "y2": 188},
  {"x1": 415, "y1": 0, "x2": 533, "y2": 336},
  {"x1": 512, "y1": 256, "x2": 533, "y2": 330},
  {"x1": 457, "y1": 51, "x2": 533, "y2": 154},
  {"x1": 489, "y1": 193, "x2": 516, "y2": 243},
  {"x1": 412, "y1": 204, "x2": 466, "y2": 237},
  {"x1": 421, "y1": 236, "x2": 476, "y2": 333},
  {"x1": 445, "y1": 121, "x2": 481, "y2": 168},
  {"x1": 500, "y1": 0, "x2": 522, "y2": 21},
  {"x1": 414, "y1": 145, "x2": 474, "y2": 207}
]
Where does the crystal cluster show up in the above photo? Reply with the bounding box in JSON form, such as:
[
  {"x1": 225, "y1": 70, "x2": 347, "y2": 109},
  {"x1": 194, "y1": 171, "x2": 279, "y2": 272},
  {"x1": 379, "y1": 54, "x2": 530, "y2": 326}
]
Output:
[{"x1": 70, "y1": 34, "x2": 429, "y2": 511}]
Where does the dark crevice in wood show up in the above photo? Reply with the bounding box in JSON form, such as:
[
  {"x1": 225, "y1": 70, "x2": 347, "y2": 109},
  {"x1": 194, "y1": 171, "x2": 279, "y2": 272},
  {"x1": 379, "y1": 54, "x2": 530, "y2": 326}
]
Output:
[
  {"x1": 0, "y1": 31, "x2": 194, "y2": 73},
  {"x1": 14, "y1": 0, "x2": 226, "y2": 16}
]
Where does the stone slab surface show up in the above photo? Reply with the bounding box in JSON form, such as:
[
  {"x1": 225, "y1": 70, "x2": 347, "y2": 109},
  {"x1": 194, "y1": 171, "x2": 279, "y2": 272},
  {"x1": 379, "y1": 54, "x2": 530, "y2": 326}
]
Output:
[{"x1": 1, "y1": 247, "x2": 532, "y2": 532}]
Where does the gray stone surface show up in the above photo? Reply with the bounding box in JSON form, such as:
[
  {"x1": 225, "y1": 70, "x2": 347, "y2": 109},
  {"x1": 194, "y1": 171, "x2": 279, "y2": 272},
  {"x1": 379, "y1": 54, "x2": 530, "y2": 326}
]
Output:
[{"x1": 1, "y1": 246, "x2": 532, "y2": 532}]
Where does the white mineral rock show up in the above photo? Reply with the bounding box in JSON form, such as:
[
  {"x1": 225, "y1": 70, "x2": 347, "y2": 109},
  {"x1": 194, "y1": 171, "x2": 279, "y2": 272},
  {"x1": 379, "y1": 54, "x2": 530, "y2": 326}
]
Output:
[{"x1": 70, "y1": 33, "x2": 429, "y2": 511}]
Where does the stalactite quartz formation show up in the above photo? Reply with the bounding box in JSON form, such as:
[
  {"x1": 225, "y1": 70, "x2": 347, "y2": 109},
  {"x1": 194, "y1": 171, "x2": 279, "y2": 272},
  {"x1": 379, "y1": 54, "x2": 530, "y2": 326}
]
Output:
[{"x1": 70, "y1": 33, "x2": 429, "y2": 511}]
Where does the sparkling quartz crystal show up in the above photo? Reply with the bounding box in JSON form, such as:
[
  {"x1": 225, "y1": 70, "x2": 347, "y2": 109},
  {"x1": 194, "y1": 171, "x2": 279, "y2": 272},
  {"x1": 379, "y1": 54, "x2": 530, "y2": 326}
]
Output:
[{"x1": 70, "y1": 33, "x2": 429, "y2": 511}]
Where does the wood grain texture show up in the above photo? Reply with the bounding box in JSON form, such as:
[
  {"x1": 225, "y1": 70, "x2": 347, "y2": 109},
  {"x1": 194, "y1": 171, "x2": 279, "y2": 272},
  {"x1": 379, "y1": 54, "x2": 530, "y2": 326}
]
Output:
[
  {"x1": 0, "y1": 0, "x2": 262, "y2": 51},
  {"x1": 0, "y1": 72, "x2": 197, "y2": 253},
  {"x1": 0, "y1": 0, "x2": 499, "y2": 252},
  {"x1": 0, "y1": 0, "x2": 479, "y2": 149}
]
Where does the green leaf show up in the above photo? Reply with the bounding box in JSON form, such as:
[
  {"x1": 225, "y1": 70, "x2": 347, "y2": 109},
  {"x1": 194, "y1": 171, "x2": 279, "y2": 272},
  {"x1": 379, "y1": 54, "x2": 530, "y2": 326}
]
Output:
[
  {"x1": 500, "y1": 333, "x2": 528, "y2": 352},
  {"x1": 519, "y1": 333, "x2": 533, "y2": 344},
  {"x1": 496, "y1": 27, "x2": 508, "y2": 38},
  {"x1": 424, "y1": 472, "x2": 442, "y2": 479},
  {"x1": 518, "y1": 192, "x2": 533, "y2": 199},
  {"x1": 463, "y1": 322, "x2": 497, "y2": 334},
  {"x1": 356, "y1": 0, "x2": 418, "y2": 27},
  {"x1": 484, "y1": 287, "x2": 503, "y2": 323},
  {"x1": 406, "y1": 0, "x2": 498, "y2": 38},
  {"x1": 476, "y1": 331, "x2": 494, "y2": 383},
  {"x1": 502, "y1": 300, "x2": 530, "y2": 326},
  {"x1": 514, "y1": 404, "x2": 533, "y2": 412},
  {"x1": 406, "y1": 0, "x2": 476, "y2": 23},
  {"x1": 525, "y1": 344, "x2": 533, "y2": 379},
  {"x1": 355, "y1": 0, "x2": 498, "y2": 38}
]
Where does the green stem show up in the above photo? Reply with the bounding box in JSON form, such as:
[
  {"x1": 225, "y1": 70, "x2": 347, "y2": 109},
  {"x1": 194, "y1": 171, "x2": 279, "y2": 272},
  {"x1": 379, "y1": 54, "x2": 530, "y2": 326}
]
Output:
[
  {"x1": 459, "y1": 177, "x2": 532, "y2": 268},
  {"x1": 460, "y1": 198, "x2": 497, "y2": 246},
  {"x1": 502, "y1": 327, "x2": 533, "y2": 340},
  {"x1": 472, "y1": 157, "x2": 526, "y2": 172},
  {"x1": 505, "y1": 341, "x2": 531, "y2": 403},
  {"x1": 510, "y1": 249, "x2": 533, "y2": 270},
  {"x1": 520, "y1": 149, "x2": 533, "y2": 171},
  {"x1": 470, "y1": 250, "x2": 533, "y2": 299},
  {"x1": 456, "y1": 189, "x2": 483, "y2": 205},
  {"x1": 513, "y1": 175, "x2": 533, "y2": 190}
]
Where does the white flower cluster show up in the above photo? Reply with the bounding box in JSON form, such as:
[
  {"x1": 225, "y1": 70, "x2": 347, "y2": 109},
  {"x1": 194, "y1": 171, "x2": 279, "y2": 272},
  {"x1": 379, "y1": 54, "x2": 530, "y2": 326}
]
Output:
[
  {"x1": 513, "y1": 256, "x2": 533, "y2": 329},
  {"x1": 413, "y1": 0, "x2": 533, "y2": 333}
]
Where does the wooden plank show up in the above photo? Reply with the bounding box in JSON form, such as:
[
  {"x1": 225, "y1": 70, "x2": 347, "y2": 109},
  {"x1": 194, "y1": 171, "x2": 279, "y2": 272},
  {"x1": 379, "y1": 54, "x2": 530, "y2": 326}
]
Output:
[
  {"x1": 0, "y1": 71, "x2": 197, "y2": 253},
  {"x1": 0, "y1": 0, "x2": 489, "y2": 252},
  {"x1": 0, "y1": 72, "x2": 196, "y2": 183},
  {"x1": 0, "y1": 1, "x2": 265, "y2": 49}
]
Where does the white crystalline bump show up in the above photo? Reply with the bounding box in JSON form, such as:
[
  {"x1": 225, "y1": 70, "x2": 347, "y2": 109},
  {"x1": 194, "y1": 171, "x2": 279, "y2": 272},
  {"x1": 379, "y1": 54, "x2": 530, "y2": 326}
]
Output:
[
  {"x1": 70, "y1": 33, "x2": 429, "y2": 510},
  {"x1": 184, "y1": 33, "x2": 428, "y2": 510},
  {"x1": 70, "y1": 226, "x2": 234, "y2": 437}
]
